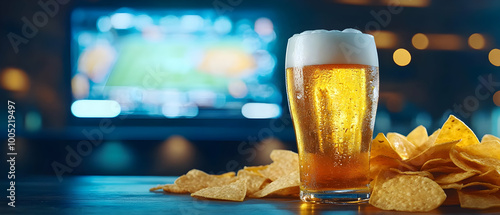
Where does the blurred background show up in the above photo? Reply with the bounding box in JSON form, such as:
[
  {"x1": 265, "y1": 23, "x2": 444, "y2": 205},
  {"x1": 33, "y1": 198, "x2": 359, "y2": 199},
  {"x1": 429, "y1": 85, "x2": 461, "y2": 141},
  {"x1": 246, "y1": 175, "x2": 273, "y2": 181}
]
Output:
[{"x1": 1, "y1": 0, "x2": 500, "y2": 177}]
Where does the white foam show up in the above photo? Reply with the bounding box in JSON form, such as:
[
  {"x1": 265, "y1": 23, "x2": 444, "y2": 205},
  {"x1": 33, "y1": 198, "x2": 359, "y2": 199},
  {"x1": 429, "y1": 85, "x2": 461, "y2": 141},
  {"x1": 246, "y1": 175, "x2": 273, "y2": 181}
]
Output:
[{"x1": 286, "y1": 28, "x2": 378, "y2": 68}]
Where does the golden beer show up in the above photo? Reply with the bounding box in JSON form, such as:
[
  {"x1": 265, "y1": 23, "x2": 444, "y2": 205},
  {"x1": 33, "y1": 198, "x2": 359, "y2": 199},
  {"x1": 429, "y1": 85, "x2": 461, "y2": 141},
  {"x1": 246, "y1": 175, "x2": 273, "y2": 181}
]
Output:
[{"x1": 286, "y1": 29, "x2": 379, "y2": 203}]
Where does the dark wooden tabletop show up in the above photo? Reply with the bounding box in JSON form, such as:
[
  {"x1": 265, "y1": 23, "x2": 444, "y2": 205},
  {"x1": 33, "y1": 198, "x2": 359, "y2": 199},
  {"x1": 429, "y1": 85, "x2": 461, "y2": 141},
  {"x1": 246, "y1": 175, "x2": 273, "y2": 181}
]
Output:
[{"x1": 2, "y1": 176, "x2": 500, "y2": 214}]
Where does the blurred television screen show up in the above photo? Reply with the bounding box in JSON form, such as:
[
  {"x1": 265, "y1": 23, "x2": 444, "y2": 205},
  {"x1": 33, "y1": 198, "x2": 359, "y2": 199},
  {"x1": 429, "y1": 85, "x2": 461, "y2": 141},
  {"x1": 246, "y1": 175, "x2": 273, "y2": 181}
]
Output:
[{"x1": 70, "y1": 8, "x2": 281, "y2": 119}]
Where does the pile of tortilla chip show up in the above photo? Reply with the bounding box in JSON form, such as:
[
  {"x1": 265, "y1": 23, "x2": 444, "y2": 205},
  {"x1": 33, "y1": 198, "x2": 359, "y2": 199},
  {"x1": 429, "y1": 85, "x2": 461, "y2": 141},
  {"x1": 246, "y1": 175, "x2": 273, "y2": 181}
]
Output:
[
  {"x1": 369, "y1": 115, "x2": 500, "y2": 212},
  {"x1": 150, "y1": 150, "x2": 300, "y2": 202},
  {"x1": 151, "y1": 114, "x2": 500, "y2": 212}
]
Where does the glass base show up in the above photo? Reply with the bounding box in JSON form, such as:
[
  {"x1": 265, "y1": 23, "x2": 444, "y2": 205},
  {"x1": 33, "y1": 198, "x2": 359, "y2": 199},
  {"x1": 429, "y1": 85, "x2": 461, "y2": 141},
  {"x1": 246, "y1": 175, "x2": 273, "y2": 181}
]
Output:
[{"x1": 300, "y1": 189, "x2": 370, "y2": 204}]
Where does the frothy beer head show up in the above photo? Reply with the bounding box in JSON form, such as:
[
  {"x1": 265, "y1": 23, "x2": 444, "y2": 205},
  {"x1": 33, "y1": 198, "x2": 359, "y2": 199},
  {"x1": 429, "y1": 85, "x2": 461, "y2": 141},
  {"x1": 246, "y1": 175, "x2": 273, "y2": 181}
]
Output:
[{"x1": 285, "y1": 29, "x2": 378, "y2": 68}]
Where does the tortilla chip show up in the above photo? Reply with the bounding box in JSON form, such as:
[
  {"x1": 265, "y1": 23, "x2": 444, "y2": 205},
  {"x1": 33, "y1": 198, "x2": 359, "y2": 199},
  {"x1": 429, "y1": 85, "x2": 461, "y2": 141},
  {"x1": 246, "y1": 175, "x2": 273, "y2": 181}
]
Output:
[
  {"x1": 436, "y1": 115, "x2": 479, "y2": 148},
  {"x1": 174, "y1": 169, "x2": 237, "y2": 193},
  {"x1": 463, "y1": 169, "x2": 500, "y2": 186},
  {"x1": 237, "y1": 169, "x2": 270, "y2": 195},
  {"x1": 482, "y1": 134, "x2": 500, "y2": 143},
  {"x1": 251, "y1": 171, "x2": 300, "y2": 198},
  {"x1": 406, "y1": 125, "x2": 429, "y2": 149},
  {"x1": 420, "y1": 158, "x2": 454, "y2": 171},
  {"x1": 389, "y1": 168, "x2": 434, "y2": 179},
  {"x1": 258, "y1": 150, "x2": 299, "y2": 181},
  {"x1": 387, "y1": 132, "x2": 418, "y2": 160},
  {"x1": 434, "y1": 171, "x2": 477, "y2": 184},
  {"x1": 459, "y1": 140, "x2": 500, "y2": 171},
  {"x1": 369, "y1": 174, "x2": 446, "y2": 212},
  {"x1": 458, "y1": 190, "x2": 500, "y2": 209},
  {"x1": 370, "y1": 155, "x2": 416, "y2": 179},
  {"x1": 425, "y1": 166, "x2": 463, "y2": 174},
  {"x1": 407, "y1": 140, "x2": 459, "y2": 167},
  {"x1": 191, "y1": 179, "x2": 247, "y2": 201},
  {"x1": 441, "y1": 183, "x2": 464, "y2": 190},
  {"x1": 149, "y1": 184, "x2": 166, "y2": 192},
  {"x1": 450, "y1": 147, "x2": 488, "y2": 173},
  {"x1": 162, "y1": 184, "x2": 189, "y2": 194},
  {"x1": 371, "y1": 133, "x2": 400, "y2": 160}
]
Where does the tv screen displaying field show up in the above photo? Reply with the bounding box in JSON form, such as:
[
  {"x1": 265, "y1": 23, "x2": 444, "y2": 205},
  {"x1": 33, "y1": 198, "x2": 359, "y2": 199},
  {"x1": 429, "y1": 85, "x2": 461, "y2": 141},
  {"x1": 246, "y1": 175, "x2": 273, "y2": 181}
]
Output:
[{"x1": 70, "y1": 8, "x2": 281, "y2": 119}]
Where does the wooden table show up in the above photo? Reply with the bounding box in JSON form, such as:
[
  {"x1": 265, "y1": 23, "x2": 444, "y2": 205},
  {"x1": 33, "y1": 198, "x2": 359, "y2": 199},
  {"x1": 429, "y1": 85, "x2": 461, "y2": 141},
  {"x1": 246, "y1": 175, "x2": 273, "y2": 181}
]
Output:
[{"x1": 2, "y1": 176, "x2": 499, "y2": 214}]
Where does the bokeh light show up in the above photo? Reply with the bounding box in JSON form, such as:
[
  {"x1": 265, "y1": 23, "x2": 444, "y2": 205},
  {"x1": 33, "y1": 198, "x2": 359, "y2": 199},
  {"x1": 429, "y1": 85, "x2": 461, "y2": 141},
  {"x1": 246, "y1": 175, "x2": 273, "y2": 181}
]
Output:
[
  {"x1": 427, "y1": 34, "x2": 463, "y2": 50},
  {"x1": 77, "y1": 45, "x2": 116, "y2": 83},
  {"x1": 198, "y1": 48, "x2": 256, "y2": 77},
  {"x1": 25, "y1": 111, "x2": 42, "y2": 132},
  {"x1": 214, "y1": 16, "x2": 232, "y2": 34},
  {"x1": 93, "y1": 142, "x2": 133, "y2": 171},
  {"x1": 412, "y1": 33, "x2": 429, "y2": 50},
  {"x1": 228, "y1": 80, "x2": 248, "y2": 98},
  {"x1": 254, "y1": 17, "x2": 273, "y2": 36},
  {"x1": 180, "y1": 15, "x2": 204, "y2": 32},
  {"x1": 371, "y1": 31, "x2": 398, "y2": 49},
  {"x1": 96, "y1": 16, "x2": 111, "y2": 32},
  {"x1": 393, "y1": 48, "x2": 411, "y2": 66},
  {"x1": 71, "y1": 73, "x2": 90, "y2": 99},
  {"x1": 493, "y1": 91, "x2": 500, "y2": 106},
  {"x1": 157, "y1": 135, "x2": 195, "y2": 171},
  {"x1": 489, "y1": 49, "x2": 500, "y2": 66},
  {"x1": 468, "y1": 33, "x2": 486, "y2": 50},
  {"x1": 110, "y1": 13, "x2": 134, "y2": 29},
  {"x1": 0, "y1": 67, "x2": 30, "y2": 92}
]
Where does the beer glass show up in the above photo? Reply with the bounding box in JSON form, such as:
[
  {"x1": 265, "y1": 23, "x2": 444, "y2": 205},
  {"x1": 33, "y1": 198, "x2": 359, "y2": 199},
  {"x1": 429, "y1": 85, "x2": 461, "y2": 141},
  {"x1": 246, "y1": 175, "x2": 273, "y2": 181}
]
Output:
[{"x1": 285, "y1": 29, "x2": 379, "y2": 204}]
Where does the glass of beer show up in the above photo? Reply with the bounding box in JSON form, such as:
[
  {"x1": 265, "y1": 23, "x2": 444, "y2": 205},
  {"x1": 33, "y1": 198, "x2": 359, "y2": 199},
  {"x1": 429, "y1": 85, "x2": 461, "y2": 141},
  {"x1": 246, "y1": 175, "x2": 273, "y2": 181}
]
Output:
[{"x1": 285, "y1": 29, "x2": 379, "y2": 204}]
